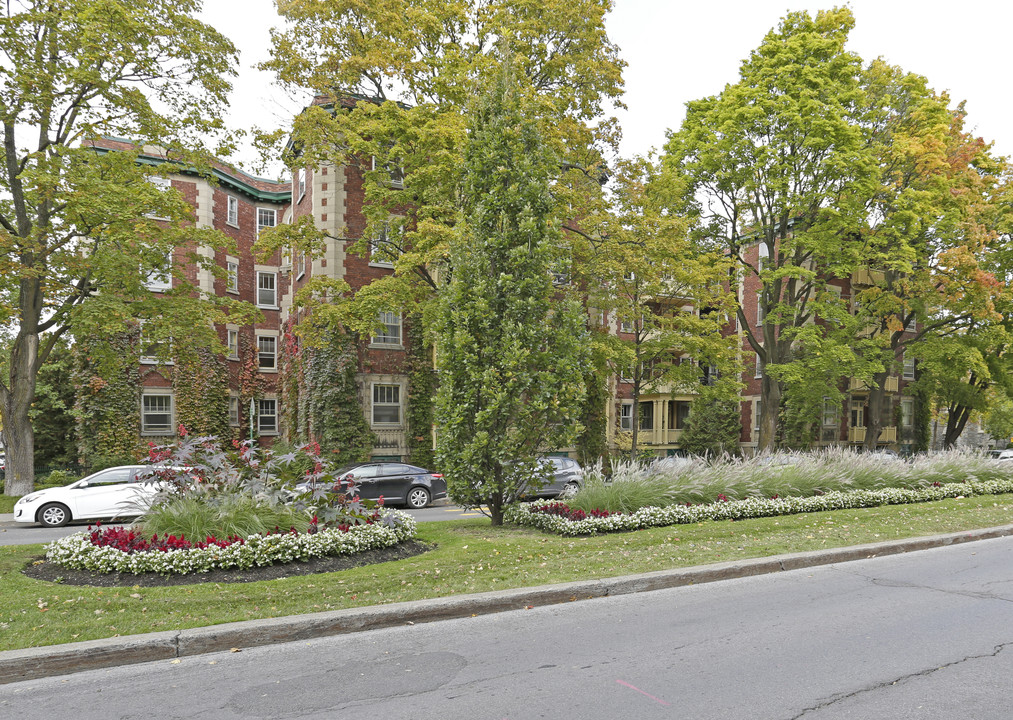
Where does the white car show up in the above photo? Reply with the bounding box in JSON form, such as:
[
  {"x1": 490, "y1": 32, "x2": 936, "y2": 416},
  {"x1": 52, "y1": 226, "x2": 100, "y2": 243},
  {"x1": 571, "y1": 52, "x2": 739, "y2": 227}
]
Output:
[{"x1": 13, "y1": 465, "x2": 162, "y2": 528}]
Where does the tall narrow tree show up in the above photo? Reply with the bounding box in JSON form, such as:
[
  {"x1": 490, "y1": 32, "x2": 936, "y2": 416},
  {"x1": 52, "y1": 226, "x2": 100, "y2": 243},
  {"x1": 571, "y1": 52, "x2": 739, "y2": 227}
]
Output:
[{"x1": 434, "y1": 54, "x2": 587, "y2": 526}]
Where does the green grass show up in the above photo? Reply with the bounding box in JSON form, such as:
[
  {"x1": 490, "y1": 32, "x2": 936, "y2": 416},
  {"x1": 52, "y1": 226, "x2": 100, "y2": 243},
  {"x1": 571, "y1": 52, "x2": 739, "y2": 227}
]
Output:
[
  {"x1": 4, "y1": 492, "x2": 1013, "y2": 652},
  {"x1": 137, "y1": 496, "x2": 311, "y2": 539},
  {"x1": 0, "y1": 496, "x2": 15, "y2": 514}
]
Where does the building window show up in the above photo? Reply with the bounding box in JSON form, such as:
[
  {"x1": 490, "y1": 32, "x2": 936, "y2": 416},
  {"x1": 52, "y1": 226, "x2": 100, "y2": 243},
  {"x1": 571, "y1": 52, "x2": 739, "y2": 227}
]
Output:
[
  {"x1": 850, "y1": 400, "x2": 865, "y2": 429},
  {"x1": 754, "y1": 351, "x2": 763, "y2": 379},
  {"x1": 638, "y1": 401, "x2": 654, "y2": 431},
  {"x1": 619, "y1": 402, "x2": 633, "y2": 430},
  {"x1": 257, "y1": 208, "x2": 277, "y2": 234},
  {"x1": 257, "y1": 335, "x2": 277, "y2": 370},
  {"x1": 372, "y1": 384, "x2": 401, "y2": 425},
  {"x1": 701, "y1": 364, "x2": 718, "y2": 387},
  {"x1": 144, "y1": 250, "x2": 172, "y2": 291},
  {"x1": 227, "y1": 329, "x2": 239, "y2": 359},
  {"x1": 371, "y1": 155, "x2": 404, "y2": 188},
  {"x1": 671, "y1": 400, "x2": 692, "y2": 430},
  {"x1": 295, "y1": 250, "x2": 305, "y2": 279},
  {"x1": 297, "y1": 169, "x2": 306, "y2": 200},
  {"x1": 227, "y1": 196, "x2": 239, "y2": 227},
  {"x1": 226, "y1": 261, "x2": 239, "y2": 293},
  {"x1": 822, "y1": 398, "x2": 839, "y2": 428},
  {"x1": 754, "y1": 399, "x2": 762, "y2": 433},
  {"x1": 229, "y1": 395, "x2": 240, "y2": 426},
  {"x1": 257, "y1": 271, "x2": 277, "y2": 308},
  {"x1": 756, "y1": 291, "x2": 765, "y2": 325},
  {"x1": 372, "y1": 311, "x2": 401, "y2": 345},
  {"x1": 258, "y1": 398, "x2": 278, "y2": 434},
  {"x1": 146, "y1": 176, "x2": 171, "y2": 220},
  {"x1": 900, "y1": 398, "x2": 914, "y2": 428},
  {"x1": 902, "y1": 352, "x2": 915, "y2": 380},
  {"x1": 141, "y1": 393, "x2": 173, "y2": 434},
  {"x1": 620, "y1": 318, "x2": 635, "y2": 334},
  {"x1": 139, "y1": 321, "x2": 172, "y2": 364},
  {"x1": 368, "y1": 221, "x2": 401, "y2": 268}
]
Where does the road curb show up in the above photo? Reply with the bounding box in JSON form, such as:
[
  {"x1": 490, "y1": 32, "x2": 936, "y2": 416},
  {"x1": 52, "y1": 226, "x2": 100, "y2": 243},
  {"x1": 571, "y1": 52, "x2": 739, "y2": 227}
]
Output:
[{"x1": 4, "y1": 522, "x2": 1013, "y2": 684}]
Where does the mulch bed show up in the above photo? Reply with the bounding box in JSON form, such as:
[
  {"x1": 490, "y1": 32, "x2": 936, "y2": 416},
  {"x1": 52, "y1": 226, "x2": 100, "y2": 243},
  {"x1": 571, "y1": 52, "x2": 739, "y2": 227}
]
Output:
[{"x1": 21, "y1": 540, "x2": 433, "y2": 587}]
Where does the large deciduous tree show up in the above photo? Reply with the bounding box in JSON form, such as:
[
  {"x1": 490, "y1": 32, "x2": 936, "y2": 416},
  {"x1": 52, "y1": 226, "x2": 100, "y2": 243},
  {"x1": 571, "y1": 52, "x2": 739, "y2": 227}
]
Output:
[
  {"x1": 257, "y1": 0, "x2": 625, "y2": 337},
  {"x1": 434, "y1": 55, "x2": 587, "y2": 526},
  {"x1": 662, "y1": 8, "x2": 874, "y2": 451},
  {"x1": 0, "y1": 0, "x2": 244, "y2": 495}
]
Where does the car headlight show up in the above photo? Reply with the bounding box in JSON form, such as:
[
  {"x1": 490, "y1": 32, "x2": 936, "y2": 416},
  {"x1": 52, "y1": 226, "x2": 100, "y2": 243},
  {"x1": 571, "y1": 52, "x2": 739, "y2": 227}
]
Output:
[{"x1": 17, "y1": 493, "x2": 42, "y2": 505}]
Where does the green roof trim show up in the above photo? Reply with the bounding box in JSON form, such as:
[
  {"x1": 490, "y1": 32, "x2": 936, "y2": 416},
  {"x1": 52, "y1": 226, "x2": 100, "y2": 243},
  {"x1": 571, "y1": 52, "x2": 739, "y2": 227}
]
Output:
[{"x1": 90, "y1": 141, "x2": 290, "y2": 204}]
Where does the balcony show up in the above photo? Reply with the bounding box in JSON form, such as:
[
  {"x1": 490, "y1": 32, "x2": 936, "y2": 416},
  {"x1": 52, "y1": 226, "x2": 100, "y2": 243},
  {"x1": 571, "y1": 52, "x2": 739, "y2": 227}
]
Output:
[
  {"x1": 372, "y1": 428, "x2": 407, "y2": 454},
  {"x1": 848, "y1": 426, "x2": 897, "y2": 444},
  {"x1": 851, "y1": 267, "x2": 885, "y2": 286}
]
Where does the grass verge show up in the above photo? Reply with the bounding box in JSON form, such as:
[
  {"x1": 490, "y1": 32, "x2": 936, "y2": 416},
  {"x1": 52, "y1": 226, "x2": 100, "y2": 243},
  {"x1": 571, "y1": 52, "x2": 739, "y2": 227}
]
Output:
[{"x1": 3, "y1": 492, "x2": 1013, "y2": 652}]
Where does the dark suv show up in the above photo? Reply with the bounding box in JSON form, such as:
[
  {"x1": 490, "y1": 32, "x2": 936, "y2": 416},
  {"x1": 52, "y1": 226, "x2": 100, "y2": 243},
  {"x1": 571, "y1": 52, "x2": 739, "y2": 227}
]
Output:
[{"x1": 297, "y1": 462, "x2": 447, "y2": 509}]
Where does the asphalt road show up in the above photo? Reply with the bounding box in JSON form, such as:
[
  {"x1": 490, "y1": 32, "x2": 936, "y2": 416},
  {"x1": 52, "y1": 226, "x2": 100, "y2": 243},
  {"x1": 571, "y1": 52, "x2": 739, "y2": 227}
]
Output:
[
  {"x1": 0, "y1": 500, "x2": 487, "y2": 546},
  {"x1": 5, "y1": 535, "x2": 1013, "y2": 719}
]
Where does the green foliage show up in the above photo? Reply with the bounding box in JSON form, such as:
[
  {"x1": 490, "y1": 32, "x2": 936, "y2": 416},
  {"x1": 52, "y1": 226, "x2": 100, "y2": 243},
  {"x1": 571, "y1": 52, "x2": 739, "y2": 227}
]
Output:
[
  {"x1": 575, "y1": 337, "x2": 611, "y2": 471},
  {"x1": 291, "y1": 327, "x2": 375, "y2": 464},
  {"x1": 173, "y1": 347, "x2": 230, "y2": 440},
  {"x1": 435, "y1": 56, "x2": 588, "y2": 525},
  {"x1": 73, "y1": 330, "x2": 143, "y2": 469},
  {"x1": 29, "y1": 338, "x2": 77, "y2": 467},
  {"x1": 405, "y1": 315, "x2": 437, "y2": 469},
  {"x1": 679, "y1": 385, "x2": 743, "y2": 457}
]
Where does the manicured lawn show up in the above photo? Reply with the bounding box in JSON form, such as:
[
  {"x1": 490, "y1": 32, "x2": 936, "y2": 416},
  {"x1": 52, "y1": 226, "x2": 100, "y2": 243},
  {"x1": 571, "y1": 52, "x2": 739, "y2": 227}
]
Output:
[
  {"x1": 3, "y1": 492, "x2": 1013, "y2": 651},
  {"x1": 0, "y1": 496, "x2": 16, "y2": 514}
]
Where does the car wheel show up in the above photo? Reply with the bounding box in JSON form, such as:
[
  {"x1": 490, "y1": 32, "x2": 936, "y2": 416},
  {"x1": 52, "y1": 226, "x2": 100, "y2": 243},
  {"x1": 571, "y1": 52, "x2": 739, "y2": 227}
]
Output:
[
  {"x1": 406, "y1": 487, "x2": 431, "y2": 509},
  {"x1": 38, "y1": 503, "x2": 71, "y2": 528},
  {"x1": 559, "y1": 482, "x2": 580, "y2": 499}
]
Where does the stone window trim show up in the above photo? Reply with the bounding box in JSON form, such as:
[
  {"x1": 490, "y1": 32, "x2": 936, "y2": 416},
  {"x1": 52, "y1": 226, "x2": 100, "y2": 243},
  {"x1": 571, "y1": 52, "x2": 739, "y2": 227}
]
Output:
[
  {"x1": 370, "y1": 382, "x2": 403, "y2": 427},
  {"x1": 256, "y1": 331, "x2": 279, "y2": 373}
]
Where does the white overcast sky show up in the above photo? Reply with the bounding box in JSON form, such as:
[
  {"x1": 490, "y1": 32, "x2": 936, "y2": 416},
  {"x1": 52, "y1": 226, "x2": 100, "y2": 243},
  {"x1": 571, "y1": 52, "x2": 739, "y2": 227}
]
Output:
[{"x1": 200, "y1": 0, "x2": 1013, "y2": 177}]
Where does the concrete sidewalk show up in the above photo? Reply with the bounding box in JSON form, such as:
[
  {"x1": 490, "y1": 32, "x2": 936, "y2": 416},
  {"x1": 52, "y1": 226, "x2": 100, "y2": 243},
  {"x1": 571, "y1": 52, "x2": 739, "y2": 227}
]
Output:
[{"x1": 3, "y1": 522, "x2": 1013, "y2": 685}]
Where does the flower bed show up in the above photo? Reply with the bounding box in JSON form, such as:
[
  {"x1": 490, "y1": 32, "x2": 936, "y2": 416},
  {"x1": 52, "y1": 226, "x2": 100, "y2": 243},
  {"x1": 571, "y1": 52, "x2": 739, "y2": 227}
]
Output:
[
  {"x1": 505, "y1": 479, "x2": 1013, "y2": 536},
  {"x1": 45, "y1": 509, "x2": 417, "y2": 575}
]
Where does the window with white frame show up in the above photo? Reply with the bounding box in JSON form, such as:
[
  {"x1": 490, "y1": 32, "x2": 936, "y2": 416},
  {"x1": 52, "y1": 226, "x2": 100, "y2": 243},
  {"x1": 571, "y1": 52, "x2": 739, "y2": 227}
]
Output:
[
  {"x1": 229, "y1": 395, "x2": 240, "y2": 426},
  {"x1": 619, "y1": 402, "x2": 633, "y2": 430},
  {"x1": 757, "y1": 242, "x2": 769, "y2": 273},
  {"x1": 258, "y1": 398, "x2": 278, "y2": 434},
  {"x1": 372, "y1": 311, "x2": 401, "y2": 345},
  {"x1": 141, "y1": 393, "x2": 173, "y2": 434},
  {"x1": 368, "y1": 220, "x2": 401, "y2": 268},
  {"x1": 257, "y1": 335, "x2": 277, "y2": 370},
  {"x1": 754, "y1": 350, "x2": 763, "y2": 379},
  {"x1": 227, "y1": 195, "x2": 239, "y2": 227},
  {"x1": 620, "y1": 317, "x2": 635, "y2": 334},
  {"x1": 226, "y1": 261, "x2": 239, "y2": 293},
  {"x1": 902, "y1": 352, "x2": 915, "y2": 380},
  {"x1": 371, "y1": 155, "x2": 404, "y2": 188},
  {"x1": 144, "y1": 250, "x2": 172, "y2": 291},
  {"x1": 146, "y1": 176, "x2": 171, "y2": 220},
  {"x1": 139, "y1": 321, "x2": 172, "y2": 364},
  {"x1": 754, "y1": 399, "x2": 762, "y2": 433},
  {"x1": 372, "y1": 384, "x2": 401, "y2": 425},
  {"x1": 257, "y1": 271, "x2": 277, "y2": 308},
  {"x1": 257, "y1": 208, "x2": 277, "y2": 234},
  {"x1": 227, "y1": 329, "x2": 239, "y2": 359},
  {"x1": 297, "y1": 169, "x2": 306, "y2": 200},
  {"x1": 756, "y1": 291, "x2": 765, "y2": 325},
  {"x1": 295, "y1": 249, "x2": 305, "y2": 279}
]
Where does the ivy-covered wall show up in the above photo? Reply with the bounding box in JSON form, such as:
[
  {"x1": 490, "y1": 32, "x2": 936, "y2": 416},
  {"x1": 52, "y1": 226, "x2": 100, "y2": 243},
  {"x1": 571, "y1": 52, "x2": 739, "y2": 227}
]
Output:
[
  {"x1": 73, "y1": 330, "x2": 143, "y2": 469},
  {"x1": 173, "y1": 346, "x2": 230, "y2": 438},
  {"x1": 280, "y1": 325, "x2": 375, "y2": 464}
]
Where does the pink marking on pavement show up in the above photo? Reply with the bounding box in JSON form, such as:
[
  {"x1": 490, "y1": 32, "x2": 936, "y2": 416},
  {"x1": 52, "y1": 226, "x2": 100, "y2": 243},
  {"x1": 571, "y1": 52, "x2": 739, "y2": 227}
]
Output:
[{"x1": 616, "y1": 679, "x2": 670, "y2": 707}]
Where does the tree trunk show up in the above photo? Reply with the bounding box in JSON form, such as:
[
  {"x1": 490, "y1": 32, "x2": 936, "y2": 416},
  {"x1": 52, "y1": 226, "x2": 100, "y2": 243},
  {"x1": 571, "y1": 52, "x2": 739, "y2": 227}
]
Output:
[
  {"x1": 943, "y1": 404, "x2": 972, "y2": 449},
  {"x1": 863, "y1": 370, "x2": 889, "y2": 451},
  {"x1": 757, "y1": 373, "x2": 780, "y2": 451},
  {"x1": 2, "y1": 331, "x2": 39, "y2": 496}
]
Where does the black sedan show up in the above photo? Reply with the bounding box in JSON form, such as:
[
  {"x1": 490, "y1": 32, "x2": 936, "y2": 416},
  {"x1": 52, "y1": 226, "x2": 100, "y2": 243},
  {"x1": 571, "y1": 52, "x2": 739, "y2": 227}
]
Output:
[{"x1": 299, "y1": 462, "x2": 447, "y2": 509}]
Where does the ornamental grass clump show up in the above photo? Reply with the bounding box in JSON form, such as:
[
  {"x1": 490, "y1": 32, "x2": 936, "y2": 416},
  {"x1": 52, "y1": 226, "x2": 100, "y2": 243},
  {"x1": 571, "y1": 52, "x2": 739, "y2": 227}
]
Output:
[
  {"x1": 566, "y1": 449, "x2": 1011, "y2": 515},
  {"x1": 137, "y1": 495, "x2": 312, "y2": 541}
]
